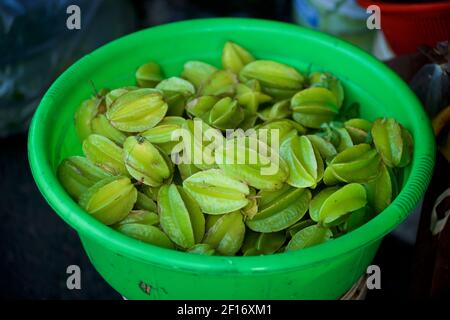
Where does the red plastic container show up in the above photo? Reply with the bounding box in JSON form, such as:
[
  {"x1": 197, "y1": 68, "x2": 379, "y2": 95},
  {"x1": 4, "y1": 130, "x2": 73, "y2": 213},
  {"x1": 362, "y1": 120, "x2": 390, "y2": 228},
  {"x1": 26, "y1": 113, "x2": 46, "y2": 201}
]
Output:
[{"x1": 358, "y1": 0, "x2": 450, "y2": 55}]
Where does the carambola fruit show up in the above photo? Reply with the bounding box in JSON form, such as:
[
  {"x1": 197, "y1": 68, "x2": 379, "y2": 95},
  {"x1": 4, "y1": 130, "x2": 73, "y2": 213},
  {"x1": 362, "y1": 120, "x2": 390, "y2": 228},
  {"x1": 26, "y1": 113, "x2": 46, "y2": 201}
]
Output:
[
  {"x1": 158, "y1": 184, "x2": 205, "y2": 248},
  {"x1": 82, "y1": 134, "x2": 128, "y2": 176},
  {"x1": 57, "y1": 156, "x2": 111, "y2": 200},
  {"x1": 246, "y1": 186, "x2": 311, "y2": 232},
  {"x1": 106, "y1": 89, "x2": 168, "y2": 132},
  {"x1": 280, "y1": 135, "x2": 324, "y2": 188},
  {"x1": 286, "y1": 224, "x2": 332, "y2": 251},
  {"x1": 203, "y1": 211, "x2": 245, "y2": 256},
  {"x1": 79, "y1": 176, "x2": 137, "y2": 225},
  {"x1": 240, "y1": 60, "x2": 304, "y2": 90},
  {"x1": 135, "y1": 61, "x2": 164, "y2": 88},
  {"x1": 291, "y1": 87, "x2": 339, "y2": 129},
  {"x1": 183, "y1": 169, "x2": 250, "y2": 214},
  {"x1": 222, "y1": 41, "x2": 255, "y2": 74},
  {"x1": 123, "y1": 136, "x2": 173, "y2": 187}
]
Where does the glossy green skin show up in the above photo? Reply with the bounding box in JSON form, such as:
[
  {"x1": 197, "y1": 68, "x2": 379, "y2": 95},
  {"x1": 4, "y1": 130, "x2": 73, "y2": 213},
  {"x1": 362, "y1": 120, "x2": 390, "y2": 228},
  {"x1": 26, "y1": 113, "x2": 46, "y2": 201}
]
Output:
[
  {"x1": 187, "y1": 243, "x2": 215, "y2": 255},
  {"x1": 241, "y1": 230, "x2": 286, "y2": 255},
  {"x1": 258, "y1": 100, "x2": 291, "y2": 122},
  {"x1": 372, "y1": 118, "x2": 412, "y2": 168},
  {"x1": 155, "y1": 77, "x2": 195, "y2": 98},
  {"x1": 123, "y1": 136, "x2": 173, "y2": 187},
  {"x1": 209, "y1": 97, "x2": 244, "y2": 130},
  {"x1": 364, "y1": 163, "x2": 392, "y2": 214},
  {"x1": 222, "y1": 41, "x2": 255, "y2": 74},
  {"x1": 115, "y1": 210, "x2": 159, "y2": 227},
  {"x1": 280, "y1": 135, "x2": 324, "y2": 188},
  {"x1": 309, "y1": 184, "x2": 367, "y2": 225},
  {"x1": 82, "y1": 134, "x2": 128, "y2": 176},
  {"x1": 262, "y1": 86, "x2": 298, "y2": 101},
  {"x1": 155, "y1": 78, "x2": 194, "y2": 117},
  {"x1": 309, "y1": 72, "x2": 344, "y2": 108},
  {"x1": 79, "y1": 176, "x2": 137, "y2": 225},
  {"x1": 320, "y1": 184, "x2": 366, "y2": 224},
  {"x1": 74, "y1": 98, "x2": 97, "y2": 141},
  {"x1": 236, "y1": 81, "x2": 272, "y2": 125},
  {"x1": 182, "y1": 61, "x2": 218, "y2": 89},
  {"x1": 106, "y1": 89, "x2": 168, "y2": 133},
  {"x1": 199, "y1": 70, "x2": 238, "y2": 97},
  {"x1": 107, "y1": 86, "x2": 137, "y2": 96},
  {"x1": 140, "y1": 116, "x2": 185, "y2": 155},
  {"x1": 324, "y1": 144, "x2": 381, "y2": 185},
  {"x1": 105, "y1": 87, "x2": 138, "y2": 109},
  {"x1": 241, "y1": 230, "x2": 260, "y2": 255},
  {"x1": 291, "y1": 87, "x2": 338, "y2": 129},
  {"x1": 342, "y1": 207, "x2": 375, "y2": 233},
  {"x1": 203, "y1": 211, "x2": 246, "y2": 256},
  {"x1": 135, "y1": 192, "x2": 157, "y2": 212},
  {"x1": 247, "y1": 187, "x2": 311, "y2": 232},
  {"x1": 116, "y1": 224, "x2": 174, "y2": 249},
  {"x1": 74, "y1": 96, "x2": 105, "y2": 142},
  {"x1": 239, "y1": 60, "x2": 304, "y2": 90},
  {"x1": 344, "y1": 118, "x2": 372, "y2": 145},
  {"x1": 135, "y1": 62, "x2": 164, "y2": 88},
  {"x1": 158, "y1": 184, "x2": 205, "y2": 249},
  {"x1": 399, "y1": 127, "x2": 413, "y2": 167},
  {"x1": 306, "y1": 135, "x2": 337, "y2": 160},
  {"x1": 205, "y1": 214, "x2": 223, "y2": 232},
  {"x1": 255, "y1": 231, "x2": 286, "y2": 254},
  {"x1": 164, "y1": 92, "x2": 186, "y2": 117},
  {"x1": 183, "y1": 169, "x2": 250, "y2": 214},
  {"x1": 215, "y1": 137, "x2": 289, "y2": 191},
  {"x1": 335, "y1": 127, "x2": 354, "y2": 152},
  {"x1": 74, "y1": 95, "x2": 103, "y2": 142},
  {"x1": 91, "y1": 114, "x2": 127, "y2": 146},
  {"x1": 57, "y1": 156, "x2": 111, "y2": 200},
  {"x1": 287, "y1": 219, "x2": 315, "y2": 238},
  {"x1": 309, "y1": 186, "x2": 340, "y2": 222},
  {"x1": 186, "y1": 96, "x2": 219, "y2": 120},
  {"x1": 286, "y1": 224, "x2": 332, "y2": 251},
  {"x1": 255, "y1": 119, "x2": 307, "y2": 147}
]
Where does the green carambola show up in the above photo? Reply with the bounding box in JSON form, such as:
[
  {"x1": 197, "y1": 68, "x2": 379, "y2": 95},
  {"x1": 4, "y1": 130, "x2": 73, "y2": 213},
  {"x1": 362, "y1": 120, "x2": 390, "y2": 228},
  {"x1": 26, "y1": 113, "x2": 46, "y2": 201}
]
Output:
[
  {"x1": 79, "y1": 176, "x2": 137, "y2": 225},
  {"x1": 59, "y1": 40, "x2": 415, "y2": 256},
  {"x1": 183, "y1": 169, "x2": 250, "y2": 214},
  {"x1": 158, "y1": 184, "x2": 205, "y2": 249},
  {"x1": 123, "y1": 135, "x2": 173, "y2": 187},
  {"x1": 57, "y1": 156, "x2": 111, "y2": 200}
]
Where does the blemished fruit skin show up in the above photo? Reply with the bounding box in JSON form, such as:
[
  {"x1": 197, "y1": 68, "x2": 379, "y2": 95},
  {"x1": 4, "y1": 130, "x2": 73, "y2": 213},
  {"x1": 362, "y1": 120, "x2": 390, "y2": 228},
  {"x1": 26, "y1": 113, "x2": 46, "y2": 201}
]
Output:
[{"x1": 123, "y1": 136, "x2": 173, "y2": 187}]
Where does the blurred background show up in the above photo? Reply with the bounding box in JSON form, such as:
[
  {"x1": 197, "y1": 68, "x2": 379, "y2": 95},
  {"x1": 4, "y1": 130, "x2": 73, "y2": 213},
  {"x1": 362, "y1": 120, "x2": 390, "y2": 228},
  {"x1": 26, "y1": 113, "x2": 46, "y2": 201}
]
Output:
[{"x1": 1, "y1": 0, "x2": 449, "y2": 299}]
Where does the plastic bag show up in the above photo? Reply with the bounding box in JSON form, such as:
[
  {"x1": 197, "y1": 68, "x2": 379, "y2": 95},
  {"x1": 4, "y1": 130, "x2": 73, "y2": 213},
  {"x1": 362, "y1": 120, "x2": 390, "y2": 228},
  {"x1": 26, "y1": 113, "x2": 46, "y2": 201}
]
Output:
[
  {"x1": 409, "y1": 42, "x2": 450, "y2": 118},
  {"x1": 0, "y1": 0, "x2": 136, "y2": 137}
]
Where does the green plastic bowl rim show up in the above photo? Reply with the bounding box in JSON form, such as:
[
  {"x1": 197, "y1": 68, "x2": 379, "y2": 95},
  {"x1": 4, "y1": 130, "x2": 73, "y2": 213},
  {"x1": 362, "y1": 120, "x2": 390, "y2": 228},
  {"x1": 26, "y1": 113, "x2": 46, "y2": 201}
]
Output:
[{"x1": 28, "y1": 18, "x2": 435, "y2": 275}]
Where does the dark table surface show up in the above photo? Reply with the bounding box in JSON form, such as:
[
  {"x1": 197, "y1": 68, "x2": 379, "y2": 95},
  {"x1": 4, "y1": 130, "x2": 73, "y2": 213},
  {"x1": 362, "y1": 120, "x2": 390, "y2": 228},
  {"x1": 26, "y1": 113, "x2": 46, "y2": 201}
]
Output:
[{"x1": 0, "y1": 132, "x2": 414, "y2": 299}]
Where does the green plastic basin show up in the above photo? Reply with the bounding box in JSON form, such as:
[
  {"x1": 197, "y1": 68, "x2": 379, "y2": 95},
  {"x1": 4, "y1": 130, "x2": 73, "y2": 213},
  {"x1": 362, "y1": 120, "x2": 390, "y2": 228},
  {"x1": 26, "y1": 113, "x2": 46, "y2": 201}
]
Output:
[{"x1": 28, "y1": 18, "x2": 435, "y2": 299}]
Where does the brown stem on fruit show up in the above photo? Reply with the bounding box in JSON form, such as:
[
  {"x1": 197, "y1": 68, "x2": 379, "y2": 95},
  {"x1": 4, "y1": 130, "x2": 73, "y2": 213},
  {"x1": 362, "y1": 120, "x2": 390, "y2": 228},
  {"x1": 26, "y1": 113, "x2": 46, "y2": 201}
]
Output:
[
  {"x1": 133, "y1": 178, "x2": 145, "y2": 187},
  {"x1": 89, "y1": 79, "x2": 99, "y2": 97}
]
